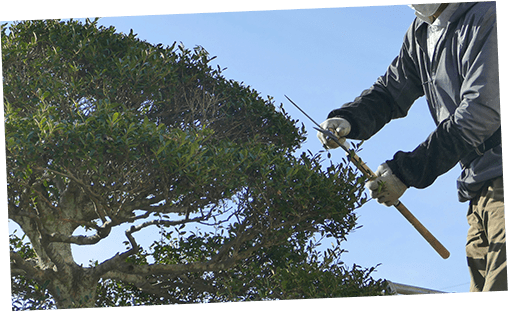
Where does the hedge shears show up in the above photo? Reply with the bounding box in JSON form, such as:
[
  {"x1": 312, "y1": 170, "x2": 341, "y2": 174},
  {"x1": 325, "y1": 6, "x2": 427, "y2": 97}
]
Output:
[{"x1": 285, "y1": 95, "x2": 450, "y2": 259}]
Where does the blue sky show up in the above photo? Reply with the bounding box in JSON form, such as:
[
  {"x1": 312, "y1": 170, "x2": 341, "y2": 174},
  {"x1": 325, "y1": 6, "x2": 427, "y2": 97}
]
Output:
[{"x1": 1, "y1": 0, "x2": 507, "y2": 310}]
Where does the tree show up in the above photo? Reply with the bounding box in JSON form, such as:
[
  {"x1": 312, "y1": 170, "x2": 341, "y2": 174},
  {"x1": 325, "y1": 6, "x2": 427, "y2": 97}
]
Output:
[{"x1": 3, "y1": 19, "x2": 387, "y2": 309}]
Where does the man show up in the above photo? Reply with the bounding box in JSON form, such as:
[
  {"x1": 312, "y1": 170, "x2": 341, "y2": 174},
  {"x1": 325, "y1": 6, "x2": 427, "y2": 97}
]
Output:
[{"x1": 318, "y1": 3, "x2": 505, "y2": 292}]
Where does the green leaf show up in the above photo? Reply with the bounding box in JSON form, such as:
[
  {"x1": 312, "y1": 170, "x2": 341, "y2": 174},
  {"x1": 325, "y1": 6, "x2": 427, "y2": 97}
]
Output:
[
  {"x1": 41, "y1": 91, "x2": 50, "y2": 101},
  {"x1": 112, "y1": 112, "x2": 119, "y2": 123}
]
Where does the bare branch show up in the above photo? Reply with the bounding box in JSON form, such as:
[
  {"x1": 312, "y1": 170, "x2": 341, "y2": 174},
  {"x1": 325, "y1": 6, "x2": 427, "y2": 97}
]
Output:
[
  {"x1": 10, "y1": 251, "x2": 52, "y2": 281},
  {"x1": 102, "y1": 270, "x2": 216, "y2": 300},
  {"x1": 42, "y1": 221, "x2": 113, "y2": 245},
  {"x1": 101, "y1": 270, "x2": 157, "y2": 292},
  {"x1": 92, "y1": 222, "x2": 142, "y2": 277},
  {"x1": 117, "y1": 194, "x2": 176, "y2": 215},
  {"x1": 93, "y1": 210, "x2": 215, "y2": 278}
]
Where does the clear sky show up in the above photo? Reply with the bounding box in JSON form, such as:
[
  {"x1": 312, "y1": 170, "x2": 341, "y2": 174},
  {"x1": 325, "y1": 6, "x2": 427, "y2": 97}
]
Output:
[{"x1": 2, "y1": 0, "x2": 507, "y2": 310}]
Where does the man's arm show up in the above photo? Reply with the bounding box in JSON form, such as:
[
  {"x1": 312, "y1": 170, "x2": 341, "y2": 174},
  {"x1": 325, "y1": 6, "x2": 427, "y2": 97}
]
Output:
[{"x1": 328, "y1": 21, "x2": 424, "y2": 140}]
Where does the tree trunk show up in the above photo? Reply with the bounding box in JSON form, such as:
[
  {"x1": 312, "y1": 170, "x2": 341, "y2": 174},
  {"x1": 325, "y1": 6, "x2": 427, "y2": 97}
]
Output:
[
  {"x1": 48, "y1": 266, "x2": 99, "y2": 309},
  {"x1": 11, "y1": 181, "x2": 102, "y2": 309}
]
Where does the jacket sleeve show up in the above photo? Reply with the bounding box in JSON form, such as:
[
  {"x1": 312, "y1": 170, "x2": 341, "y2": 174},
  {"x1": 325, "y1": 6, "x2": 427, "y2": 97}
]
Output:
[
  {"x1": 386, "y1": 117, "x2": 475, "y2": 188},
  {"x1": 328, "y1": 21, "x2": 425, "y2": 140},
  {"x1": 387, "y1": 6, "x2": 500, "y2": 189}
]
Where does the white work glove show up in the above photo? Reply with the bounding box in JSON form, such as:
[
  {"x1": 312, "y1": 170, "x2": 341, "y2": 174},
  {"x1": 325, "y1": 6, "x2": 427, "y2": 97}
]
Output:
[
  {"x1": 317, "y1": 117, "x2": 351, "y2": 149},
  {"x1": 366, "y1": 163, "x2": 408, "y2": 207}
]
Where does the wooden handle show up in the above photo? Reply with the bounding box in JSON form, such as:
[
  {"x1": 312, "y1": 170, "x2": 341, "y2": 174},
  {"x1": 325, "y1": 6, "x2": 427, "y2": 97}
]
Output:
[
  {"x1": 346, "y1": 150, "x2": 377, "y2": 180},
  {"x1": 343, "y1": 145, "x2": 450, "y2": 259},
  {"x1": 394, "y1": 201, "x2": 450, "y2": 259}
]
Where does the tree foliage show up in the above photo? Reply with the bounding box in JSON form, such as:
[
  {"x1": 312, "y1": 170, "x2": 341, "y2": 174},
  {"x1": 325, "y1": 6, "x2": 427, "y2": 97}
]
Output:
[{"x1": 3, "y1": 19, "x2": 387, "y2": 309}]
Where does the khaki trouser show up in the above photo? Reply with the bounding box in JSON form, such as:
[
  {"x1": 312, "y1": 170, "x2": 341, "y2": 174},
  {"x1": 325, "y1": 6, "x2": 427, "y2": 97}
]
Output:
[{"x1": 466, "y1": 176, "x2": 507, "y2": 292}]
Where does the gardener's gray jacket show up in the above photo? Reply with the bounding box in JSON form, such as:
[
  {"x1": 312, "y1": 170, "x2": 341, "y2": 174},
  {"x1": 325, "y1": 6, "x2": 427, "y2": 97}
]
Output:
[{"x1": 328, "y1": 2, "x2": 501, "y2": 202}]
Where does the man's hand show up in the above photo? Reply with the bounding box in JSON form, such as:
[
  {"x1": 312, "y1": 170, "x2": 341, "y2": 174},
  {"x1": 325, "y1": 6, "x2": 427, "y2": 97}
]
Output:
[
  {"x1": 317, "y1": 117, "x2": 351, "y2": 149},
  {"x1": 366, "y1": 163, "x2": 408, "y2": 207}
]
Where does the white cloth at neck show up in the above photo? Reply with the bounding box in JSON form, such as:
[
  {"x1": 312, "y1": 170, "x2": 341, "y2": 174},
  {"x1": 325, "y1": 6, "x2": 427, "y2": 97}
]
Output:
[{"x1": 425, "y1": 3, "x2": 459, "y2": 60}]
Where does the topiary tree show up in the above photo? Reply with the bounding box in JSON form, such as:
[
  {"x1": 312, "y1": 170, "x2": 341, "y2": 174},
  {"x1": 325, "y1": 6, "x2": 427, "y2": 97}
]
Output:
[{"x1": 3, "y1": 18, "x2": 386, "y2": 309}]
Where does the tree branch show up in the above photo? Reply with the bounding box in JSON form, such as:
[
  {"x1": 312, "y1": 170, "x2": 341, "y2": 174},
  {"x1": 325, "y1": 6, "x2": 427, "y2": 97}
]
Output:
[
  {"x1": 10, "y1": 251, "x2": 52, "y2": 281},
  {"x1": 102, "y1": 270, "x2": 216, "y2": 301},
  {"x1": 42, "y1": 221, "x2": 113, "y2": 245},
  {"x1": 93, "y1": 211, "x2": 212, "y2": 278}
]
